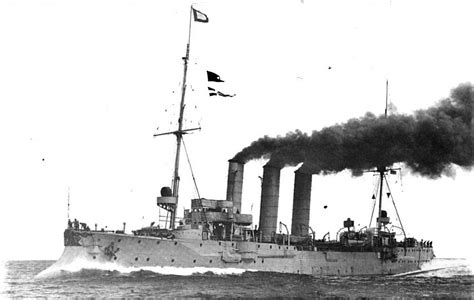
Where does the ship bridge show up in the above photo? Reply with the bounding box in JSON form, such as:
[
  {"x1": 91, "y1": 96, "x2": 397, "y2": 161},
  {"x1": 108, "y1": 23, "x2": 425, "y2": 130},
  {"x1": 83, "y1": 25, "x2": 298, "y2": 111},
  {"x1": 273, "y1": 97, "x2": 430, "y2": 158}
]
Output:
[{"x1": 183, "y1": 198, "x2": 253, "y2": 241}]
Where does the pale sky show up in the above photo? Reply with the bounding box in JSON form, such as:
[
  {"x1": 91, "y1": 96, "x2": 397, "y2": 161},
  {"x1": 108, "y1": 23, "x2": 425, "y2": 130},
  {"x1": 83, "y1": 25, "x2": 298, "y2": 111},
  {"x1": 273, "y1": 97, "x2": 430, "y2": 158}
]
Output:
[{"x1": 0, "y1": 0, "x2": 472, "y2": 262}]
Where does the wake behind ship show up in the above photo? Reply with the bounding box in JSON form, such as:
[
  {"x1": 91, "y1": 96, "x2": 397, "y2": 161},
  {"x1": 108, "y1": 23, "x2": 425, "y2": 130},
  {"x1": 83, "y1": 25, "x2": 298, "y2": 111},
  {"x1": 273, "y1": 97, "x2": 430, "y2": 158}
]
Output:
[{"x1": 45, "y1": 6, "x2": 435, "y2": 277}]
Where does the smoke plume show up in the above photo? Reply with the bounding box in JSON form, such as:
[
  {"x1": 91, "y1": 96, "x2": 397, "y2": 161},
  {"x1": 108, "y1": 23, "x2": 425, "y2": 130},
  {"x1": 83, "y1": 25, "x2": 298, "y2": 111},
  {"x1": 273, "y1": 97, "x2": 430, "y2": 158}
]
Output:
[{"x1": 232, "y1": 83, "x2": 473, "y2": 177}]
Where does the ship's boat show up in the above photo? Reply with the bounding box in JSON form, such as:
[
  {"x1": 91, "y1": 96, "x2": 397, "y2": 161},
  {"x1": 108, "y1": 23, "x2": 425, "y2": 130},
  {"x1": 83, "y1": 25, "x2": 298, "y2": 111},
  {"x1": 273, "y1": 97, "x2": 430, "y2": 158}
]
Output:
[{"x1": 47, "y1": 6, "x2": 435, "y2": 276}]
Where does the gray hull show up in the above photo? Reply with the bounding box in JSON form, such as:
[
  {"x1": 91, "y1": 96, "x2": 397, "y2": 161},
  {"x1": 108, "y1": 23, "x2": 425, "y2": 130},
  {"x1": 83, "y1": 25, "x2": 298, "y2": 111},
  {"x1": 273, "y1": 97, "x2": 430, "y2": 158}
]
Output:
[{"x1": 48, "y1": 230, "x2": 435, "y2": 276}]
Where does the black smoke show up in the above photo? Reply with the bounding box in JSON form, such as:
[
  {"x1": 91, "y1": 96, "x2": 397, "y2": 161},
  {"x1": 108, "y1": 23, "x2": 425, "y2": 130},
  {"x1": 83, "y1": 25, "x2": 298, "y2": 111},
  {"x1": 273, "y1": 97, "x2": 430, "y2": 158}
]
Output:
[{"x1": 232, "y1": 83, "x2": 473, "y2": 178}]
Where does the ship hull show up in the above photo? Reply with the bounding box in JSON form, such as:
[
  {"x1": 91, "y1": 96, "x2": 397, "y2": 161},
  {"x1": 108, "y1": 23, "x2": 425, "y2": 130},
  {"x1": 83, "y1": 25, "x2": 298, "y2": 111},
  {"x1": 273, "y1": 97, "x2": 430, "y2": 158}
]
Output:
[{"x1": 49, "y1": 230, "x2": 435, "y2": 276}]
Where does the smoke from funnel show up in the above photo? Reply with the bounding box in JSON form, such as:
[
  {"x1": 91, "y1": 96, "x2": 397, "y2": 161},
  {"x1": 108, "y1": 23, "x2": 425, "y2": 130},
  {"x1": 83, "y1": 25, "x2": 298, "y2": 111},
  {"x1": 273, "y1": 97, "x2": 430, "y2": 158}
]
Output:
[{"x1": 232, "y1": 83, "x2": 473, "y2": 178}]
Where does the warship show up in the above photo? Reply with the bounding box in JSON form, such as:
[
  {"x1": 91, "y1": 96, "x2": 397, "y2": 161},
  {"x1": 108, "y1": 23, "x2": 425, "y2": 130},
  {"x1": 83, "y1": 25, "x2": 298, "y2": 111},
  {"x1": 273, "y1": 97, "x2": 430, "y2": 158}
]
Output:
[{"x1": 48, "y1": 6, "x2": 435, "y2": 276}]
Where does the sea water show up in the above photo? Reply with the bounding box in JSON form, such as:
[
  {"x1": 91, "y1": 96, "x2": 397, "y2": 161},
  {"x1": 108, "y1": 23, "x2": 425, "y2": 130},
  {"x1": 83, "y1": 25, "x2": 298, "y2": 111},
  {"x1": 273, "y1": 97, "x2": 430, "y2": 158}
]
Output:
[{"x1": 2, "y1": 258, "x2": 473, "y2": 298}]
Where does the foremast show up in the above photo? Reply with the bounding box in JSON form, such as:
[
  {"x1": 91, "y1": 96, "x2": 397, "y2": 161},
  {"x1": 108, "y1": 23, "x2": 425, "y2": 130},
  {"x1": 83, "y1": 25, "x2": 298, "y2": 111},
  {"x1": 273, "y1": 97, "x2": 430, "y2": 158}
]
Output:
[{"x1": 154, "y1": 6, "x2": 201, "y2": 229}]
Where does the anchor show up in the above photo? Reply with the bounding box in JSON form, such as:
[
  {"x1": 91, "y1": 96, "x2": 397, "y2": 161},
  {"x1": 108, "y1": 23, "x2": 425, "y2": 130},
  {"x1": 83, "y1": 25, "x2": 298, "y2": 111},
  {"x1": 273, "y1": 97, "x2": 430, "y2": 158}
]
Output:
[{"x1": 103, "y1": 242, "x2": 120, "y2": 259}]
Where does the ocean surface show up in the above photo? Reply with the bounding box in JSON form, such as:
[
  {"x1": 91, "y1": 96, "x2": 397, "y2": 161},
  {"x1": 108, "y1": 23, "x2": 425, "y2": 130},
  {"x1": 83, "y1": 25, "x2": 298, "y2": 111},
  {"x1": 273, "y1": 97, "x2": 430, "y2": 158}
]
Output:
[{"x1": 1, "y1": 258, "x2": 473, "y2": 298}]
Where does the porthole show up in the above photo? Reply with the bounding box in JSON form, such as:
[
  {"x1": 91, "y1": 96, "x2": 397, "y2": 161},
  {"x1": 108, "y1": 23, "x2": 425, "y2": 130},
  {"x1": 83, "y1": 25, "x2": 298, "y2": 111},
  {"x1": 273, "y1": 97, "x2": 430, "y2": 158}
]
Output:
[
  {"x1": 93, "y1": 256, "x2": 96, "y2": 259},
  {"x1": 231, "y1": 243, "x2": 234, "y2": 246},
  {"x1": 114, "y1": 257, "x2": 117, "y2": 260},
  {"x1": 279, "y1": 246, "x2": 281, "y2": 249},
  {"x1": 146, "y1": 258, "x2": 150, "y2": 262},
  {"x1": 193, "y1": 259, "x2": 196, "y2": 263},
  {"x1": 286, "y1": 246, "x2": 288, "y2": 249},
  {"x1": 118, "y1": 239, "x2": 121, "y2": 242},
  {"x1": 262, "y1": 259, "x2": 264, "y2": 263},
  {"x1": 200, "y1": 243, "x2": 202, "y2": 247},
  {"x1": 171, "y1": 259, "x2": 175, "y2": 262},
  {"x1": 219, "y1": 242, "x2": 221, "y2": 246},
  {"x1": 254, "y1": 260, "x2": 256, "y2": 264},
  {"x1": 135, "y1": 257, "x2": 138, "y2": 261},
  {"x1": 270, "y1": 245, "x2": 272, "y2": 249},
  {"x1": 174, "y1": 242, "x2": 178, "y2": 245},
  {"x1": 138, "y1": 240, "x2": 141, "y2": 244},
  {"x1": 209, "y1": 260, "x2": 213, "y2": 263},
  {"x1": 257, "y1": 245, "x2": 260, "y2": 248}
]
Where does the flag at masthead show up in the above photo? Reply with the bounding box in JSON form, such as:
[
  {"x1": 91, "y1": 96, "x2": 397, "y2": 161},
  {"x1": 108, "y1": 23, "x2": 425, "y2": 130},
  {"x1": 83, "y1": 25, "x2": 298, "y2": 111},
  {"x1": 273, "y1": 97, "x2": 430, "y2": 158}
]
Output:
[{"x1": 193, "y1": 8, "x2": 209, "y2": 23}]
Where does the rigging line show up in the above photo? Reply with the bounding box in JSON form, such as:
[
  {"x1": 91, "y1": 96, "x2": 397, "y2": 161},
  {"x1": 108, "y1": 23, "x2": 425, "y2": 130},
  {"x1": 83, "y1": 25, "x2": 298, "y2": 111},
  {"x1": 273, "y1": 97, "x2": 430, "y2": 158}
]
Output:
[
  {"x1": 181, "y1": 137, "x2": 201, "y2": 199},
  {"x1": 399, "y1": 168, "x2": 404, "y2": 192},
  {"x1": 67, "y1": 186, "x2": 70, "y2": 221},
  {"x1": 385, "y1": 80, "x2": 389, "y2": 117},
  {"x1": 384, "y1": 175, "x2": 406, "y2": 236},
  {"x1": 368, "y1": 176, "x2": 380, "y2": 228},
  {"x1": 371, "y1": 175, "x2": 379, "y2": 197}
]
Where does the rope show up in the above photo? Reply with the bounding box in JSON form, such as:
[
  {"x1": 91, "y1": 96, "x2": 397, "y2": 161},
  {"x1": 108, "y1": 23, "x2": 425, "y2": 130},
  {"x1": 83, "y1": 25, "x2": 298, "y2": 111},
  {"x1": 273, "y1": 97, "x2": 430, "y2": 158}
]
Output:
[
  {"x1": 181, "y1": 137, "x2": 201, "y2": 199},
  {"x1": 384, "y1": 176, "x2": 406, "y2": 237},
  {"x1": 368, "y1": 176, "x2": 379, "y2": 228},
  {"x1": 181, "y1": 137, "x2": 209, "y2": 229}
]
